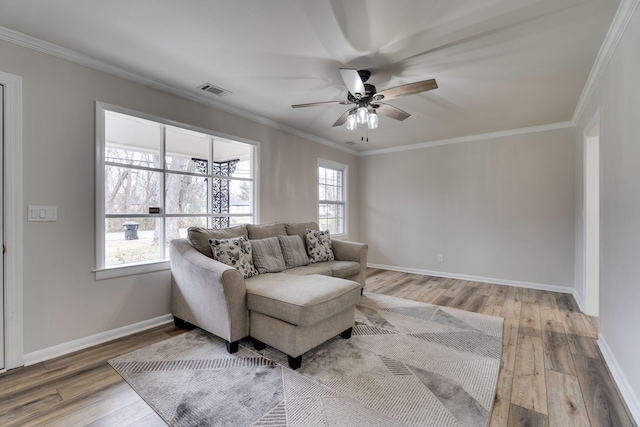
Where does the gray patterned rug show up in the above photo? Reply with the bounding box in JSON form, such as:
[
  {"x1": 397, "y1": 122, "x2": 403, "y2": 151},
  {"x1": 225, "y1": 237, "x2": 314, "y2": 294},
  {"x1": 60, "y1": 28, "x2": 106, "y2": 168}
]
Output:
[{"x1": 109, "y1": 293, "x2": 503, "y2": 427}]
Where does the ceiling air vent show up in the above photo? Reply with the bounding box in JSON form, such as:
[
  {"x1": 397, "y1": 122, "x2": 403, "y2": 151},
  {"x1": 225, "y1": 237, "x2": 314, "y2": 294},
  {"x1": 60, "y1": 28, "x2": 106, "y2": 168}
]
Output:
[{"x1": 197, "y1": 83, "x2": 231, "y2": 96}]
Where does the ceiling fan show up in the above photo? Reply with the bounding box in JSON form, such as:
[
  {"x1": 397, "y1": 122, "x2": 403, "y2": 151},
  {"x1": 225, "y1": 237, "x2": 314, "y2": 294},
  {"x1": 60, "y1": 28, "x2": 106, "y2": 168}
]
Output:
[{"x1": 292, "y1": 68, "x2": 437, "y2": 130}]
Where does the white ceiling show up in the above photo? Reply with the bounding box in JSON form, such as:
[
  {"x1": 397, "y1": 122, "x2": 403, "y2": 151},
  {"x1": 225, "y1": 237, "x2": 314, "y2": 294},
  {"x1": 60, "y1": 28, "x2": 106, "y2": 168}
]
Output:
[{"x1": 0, "y1": 0, "x2": 621, "y2": 151}]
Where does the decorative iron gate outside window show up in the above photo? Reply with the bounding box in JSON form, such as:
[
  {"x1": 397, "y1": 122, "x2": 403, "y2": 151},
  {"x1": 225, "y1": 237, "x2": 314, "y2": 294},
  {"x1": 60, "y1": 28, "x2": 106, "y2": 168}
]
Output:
[{"x1": 193, "y1": 158, "x2": 240, "y2": 229}]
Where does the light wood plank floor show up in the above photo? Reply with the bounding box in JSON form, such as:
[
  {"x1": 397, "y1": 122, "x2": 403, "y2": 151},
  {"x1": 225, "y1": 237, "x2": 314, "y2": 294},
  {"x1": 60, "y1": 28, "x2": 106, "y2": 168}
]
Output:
[{"x1": 0, "y1": 268, "x2": 636, "y2": 426}]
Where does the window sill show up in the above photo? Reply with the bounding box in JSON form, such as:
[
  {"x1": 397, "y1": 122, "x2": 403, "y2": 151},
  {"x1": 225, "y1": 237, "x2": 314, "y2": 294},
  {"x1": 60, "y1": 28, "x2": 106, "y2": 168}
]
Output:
[{"x1": 94, "y1": 260, "x2": 170, "y2": 281}]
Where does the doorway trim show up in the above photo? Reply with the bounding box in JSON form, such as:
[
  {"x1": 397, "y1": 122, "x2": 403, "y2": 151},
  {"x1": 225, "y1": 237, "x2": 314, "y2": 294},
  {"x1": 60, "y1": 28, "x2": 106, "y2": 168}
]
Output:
[
  {"x1": 582, "y1": 110, "x2": 600, "y2": 316},
  {"x1": 1, "y1": 70, "x2": 24, "y2": 370}
]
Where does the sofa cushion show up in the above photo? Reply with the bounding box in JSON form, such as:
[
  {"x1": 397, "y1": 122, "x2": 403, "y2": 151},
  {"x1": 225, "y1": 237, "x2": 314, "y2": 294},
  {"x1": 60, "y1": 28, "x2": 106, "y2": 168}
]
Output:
[
  {"x1": 187, "y1": 225, "x2": 248, "y2": 259},
  {"x1": 306, "y1": 229, "x2": 335, "y2": 263},
  {"x1": 322, "y1": 261, "x2": 361, "y2": 279},
  {"x1": 282, "y1": 264, "x2": 332, "y2": 276},
  {"x1": 278, "y1": 235, "x2": 309, "y2": 268},
  {"x1": 250, "y1": 237, "x2": 286, "y2": 274},
  {"x1": 284, "y1": 222, "x2": 319, "y2": 244},
  {"x1": 209, "y1": 235, "x2": 258, "y2": 279},
  {"x1": 247, "y1": 222, "x2": 286, "y2": 240},
  {"x1": 245, "y1": 273, "x2": 360, "y2": 326}
]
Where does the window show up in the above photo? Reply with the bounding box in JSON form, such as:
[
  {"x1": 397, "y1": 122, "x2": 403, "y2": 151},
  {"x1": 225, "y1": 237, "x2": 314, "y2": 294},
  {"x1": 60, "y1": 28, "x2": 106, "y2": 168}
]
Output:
[
  {"x1": 318, "y1": 159, "x2": 347, "y2": 235},
  {"x1": 96, "y1": 103, "x2": 258, "y2": 276}
]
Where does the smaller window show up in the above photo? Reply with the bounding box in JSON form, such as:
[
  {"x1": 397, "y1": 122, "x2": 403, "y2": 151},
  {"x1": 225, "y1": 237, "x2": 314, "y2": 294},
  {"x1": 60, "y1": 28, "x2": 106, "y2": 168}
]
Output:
[{"x1": 318, "y1": 159, "x2": 347, "y2": 235}]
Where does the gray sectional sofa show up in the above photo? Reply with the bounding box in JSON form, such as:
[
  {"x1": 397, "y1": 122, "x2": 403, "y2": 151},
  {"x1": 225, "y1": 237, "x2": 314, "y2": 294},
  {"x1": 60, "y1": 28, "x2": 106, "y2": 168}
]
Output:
[{"x1": 169, "y1": 221, "x2": 368, "y2": 369}]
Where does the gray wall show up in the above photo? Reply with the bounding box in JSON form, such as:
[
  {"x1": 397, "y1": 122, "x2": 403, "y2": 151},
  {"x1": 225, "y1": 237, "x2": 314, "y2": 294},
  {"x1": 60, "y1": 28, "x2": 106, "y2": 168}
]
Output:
[
  {"x1": 0, "y1": 39, "x2": 359, "y2": 354},
  {"x1": 575, "y1": 5, "x2": 640, "y2": 410},
  {"x1": 359, "y1": 128, "x2": 576, "y2": 288}
]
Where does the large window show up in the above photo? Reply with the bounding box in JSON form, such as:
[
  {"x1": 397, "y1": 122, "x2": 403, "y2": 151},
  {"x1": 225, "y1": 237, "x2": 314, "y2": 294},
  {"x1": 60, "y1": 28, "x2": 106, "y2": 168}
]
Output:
[
  {"x1": 96, "y1": 103, "x2": 258, "y2": 276},
  {"x1": 318, "y1": 159, "x2": 347, "y2": 235}
]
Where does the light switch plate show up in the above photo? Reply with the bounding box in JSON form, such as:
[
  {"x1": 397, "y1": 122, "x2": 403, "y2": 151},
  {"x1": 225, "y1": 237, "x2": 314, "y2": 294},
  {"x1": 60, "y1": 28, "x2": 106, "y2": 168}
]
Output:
[{"x1": 28, "y1": 205, "x2": 57, "y2": 222}]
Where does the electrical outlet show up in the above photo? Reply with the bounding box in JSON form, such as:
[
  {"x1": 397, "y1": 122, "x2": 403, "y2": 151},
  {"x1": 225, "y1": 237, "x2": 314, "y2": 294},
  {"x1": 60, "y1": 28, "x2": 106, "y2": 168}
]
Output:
[{"x1": 437, "y1": 254, "x2": 444, "y2": 263}]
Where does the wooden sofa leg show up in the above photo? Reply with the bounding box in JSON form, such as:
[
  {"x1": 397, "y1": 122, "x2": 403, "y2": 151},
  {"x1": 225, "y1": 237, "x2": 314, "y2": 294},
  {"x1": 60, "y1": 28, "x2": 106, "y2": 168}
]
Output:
[
  {"x1": 340, "y1": 327, "x2": 353, "y2": 339},
  {"x1": 226, "y1": 340, "x2": 239, "y2": 354},
  {"x1": 173, "y1": 316, "x2": 187, "y2": 328},
  {"x1": 288, "y1": 355, "x2": 303, "y2": 370},
  {"x1": 252, "y1": 338, "x2": 266, "y2": 351}
]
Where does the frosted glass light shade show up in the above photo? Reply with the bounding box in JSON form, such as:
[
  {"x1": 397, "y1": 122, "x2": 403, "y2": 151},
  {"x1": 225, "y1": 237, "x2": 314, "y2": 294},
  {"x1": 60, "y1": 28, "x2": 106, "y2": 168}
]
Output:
[
  {"x1": 357, "y1": 106, "x2": 368, "y2": 124},
  {"x1": 367, "y1": 110, "x2": 378, "y2": 129}
]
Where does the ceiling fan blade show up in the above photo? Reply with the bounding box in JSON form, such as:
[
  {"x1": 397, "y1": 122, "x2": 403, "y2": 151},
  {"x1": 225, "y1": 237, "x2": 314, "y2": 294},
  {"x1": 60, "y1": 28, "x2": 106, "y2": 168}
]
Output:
[
  {"x1": 333, "y1": 108, "x2": 355, "y2": 127},
  {"x1": 339, "y1": 68, "x2": 366, "y2": 96},
  {"x1": 373, "y1": 79, "x2": 437, "y2": 101},
  {"x1": 292, "y1": 100, "x2": 350, "y2": 108},
  {"x1": 375, "y1": 103, "x2": 411, "y2": 121}
]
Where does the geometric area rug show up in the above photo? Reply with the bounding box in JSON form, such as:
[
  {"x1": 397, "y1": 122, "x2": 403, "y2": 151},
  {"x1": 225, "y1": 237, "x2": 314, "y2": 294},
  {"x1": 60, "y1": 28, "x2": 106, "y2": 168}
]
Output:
[{"x1": 109, "y1": 293, "x2": 503, "y2": 427}]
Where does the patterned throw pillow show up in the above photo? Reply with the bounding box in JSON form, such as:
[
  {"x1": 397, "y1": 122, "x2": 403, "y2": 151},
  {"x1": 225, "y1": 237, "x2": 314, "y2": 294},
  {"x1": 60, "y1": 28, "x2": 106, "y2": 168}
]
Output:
[
  {"x1": 277, "y1": 235, "x2": 310, "y2": 268},
  {"x1": 209, "y1": 235, "x2": 258, "y2": 279},
  {"x1": 306, "y1": 229, "x2": 335, "y2": 263},
  {"x1": 250, "y1": 237, "x2": 286, "y2": 274}
]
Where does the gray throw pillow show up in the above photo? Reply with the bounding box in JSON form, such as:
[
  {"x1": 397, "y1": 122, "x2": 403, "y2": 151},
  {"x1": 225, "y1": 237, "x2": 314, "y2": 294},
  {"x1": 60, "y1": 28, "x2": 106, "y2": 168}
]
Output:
[
  {"x1": 251, "y1": 237, "x2": 286, "y2": 274},
  {"x1": 277, "y1": 235, "x2": 310, "y2": 268},
  {"x1": 209, "y1": 235, "x2": 258, "y2": 279},
  {"x1": 306, "y1": 229, "x2": 335, "y2": 263}
]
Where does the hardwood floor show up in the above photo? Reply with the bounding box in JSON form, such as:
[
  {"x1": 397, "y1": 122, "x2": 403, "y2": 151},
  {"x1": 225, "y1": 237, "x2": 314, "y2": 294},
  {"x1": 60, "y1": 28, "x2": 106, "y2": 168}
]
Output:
[
  {"x1": 366, "y1": 268, "x2": 636, "y2": 427},
  {"x1": 0, "y1": 268, "x2": 636, "y2": 426}
]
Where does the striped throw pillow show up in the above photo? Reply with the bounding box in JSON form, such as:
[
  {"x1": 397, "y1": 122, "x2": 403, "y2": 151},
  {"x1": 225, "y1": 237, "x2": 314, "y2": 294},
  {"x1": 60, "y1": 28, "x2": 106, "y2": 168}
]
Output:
[
  {"x1": 251, "y1": 237, "x2": 286, "y2": 274},
  {"x1": 277, "y1": 235, "x2": 310, "y2": 268}
]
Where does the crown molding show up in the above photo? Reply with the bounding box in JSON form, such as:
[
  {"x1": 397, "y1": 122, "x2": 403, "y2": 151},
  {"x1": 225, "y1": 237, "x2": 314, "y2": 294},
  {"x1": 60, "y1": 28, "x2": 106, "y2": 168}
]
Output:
[
  {"x1": 572, "y1": 0, "x2": 640, "y2": 123},
  {"x1": 359, "y1": 121, "x2": 575, "y2": 156},
  {"x1": 0, "y1": 26, "x2": 358, "y2": 156}
]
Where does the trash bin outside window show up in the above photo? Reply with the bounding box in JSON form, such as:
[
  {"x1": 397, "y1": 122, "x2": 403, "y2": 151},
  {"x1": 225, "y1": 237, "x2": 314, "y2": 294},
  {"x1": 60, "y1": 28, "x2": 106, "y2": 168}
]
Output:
[{"x1": 123, "y1": 221, "x2": 139, "y2": 240}]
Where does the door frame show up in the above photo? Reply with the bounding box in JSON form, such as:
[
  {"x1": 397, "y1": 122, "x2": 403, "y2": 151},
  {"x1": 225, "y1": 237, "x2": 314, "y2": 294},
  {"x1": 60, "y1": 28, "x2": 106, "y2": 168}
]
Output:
[
  {"x1": 0, "y1": 70, "x2": 24, "y2": 370},
  {"x1": 582, "y1": 110, "x2": 600, "y2": 317}
]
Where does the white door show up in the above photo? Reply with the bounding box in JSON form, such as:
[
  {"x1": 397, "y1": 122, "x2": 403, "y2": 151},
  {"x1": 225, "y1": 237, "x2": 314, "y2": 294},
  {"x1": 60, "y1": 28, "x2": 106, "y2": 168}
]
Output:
[{"x1": 0, "y1": 83, "x2": 5, "y2": 371}]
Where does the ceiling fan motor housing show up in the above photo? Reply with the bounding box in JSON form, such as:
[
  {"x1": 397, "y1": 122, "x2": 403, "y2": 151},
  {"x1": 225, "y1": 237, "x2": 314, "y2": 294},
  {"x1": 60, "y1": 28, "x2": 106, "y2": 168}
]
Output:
[
  {"x1": 357, "y1": 69, "x2": 371, "y2": 82},
  {"x1": 348, "y1": 83, "x2": 377, "y2": 103}
]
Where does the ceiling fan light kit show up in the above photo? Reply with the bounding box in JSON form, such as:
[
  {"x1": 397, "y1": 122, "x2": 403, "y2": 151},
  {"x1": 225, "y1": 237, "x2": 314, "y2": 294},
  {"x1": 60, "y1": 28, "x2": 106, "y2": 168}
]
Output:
[
  {"x1": 357, "y1": 105, "x2": 368, "y2": 124},
  {"x1": 346, "y1": 110, "x2": 357, "y2": 130},
  {"x1": 367, "y1": 110, "x2": 378, "y2": 130},
  {"x1": 292, "y1": 68, "x2": 437, "y2": 137}
]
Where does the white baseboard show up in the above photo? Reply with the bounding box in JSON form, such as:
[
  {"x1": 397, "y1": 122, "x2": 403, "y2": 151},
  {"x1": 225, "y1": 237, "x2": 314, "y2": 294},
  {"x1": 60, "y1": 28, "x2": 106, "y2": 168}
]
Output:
[
  {"x1": 597, "y1": 334, "x2": 640, "y2": 424},
  {"x1": 573, "y1": 289, "x2": 586, "y2": 312},
  {"x1": 367, "y1": 263, "x2": 574, "y2": 294},
  {"x1": 23, "y1": 314, "x2": 173, "y2": 366}
]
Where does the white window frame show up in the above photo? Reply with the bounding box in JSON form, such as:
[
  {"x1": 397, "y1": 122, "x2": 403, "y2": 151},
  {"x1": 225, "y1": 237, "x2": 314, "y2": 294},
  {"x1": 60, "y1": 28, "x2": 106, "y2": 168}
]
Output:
[
  {"x1": 95, "y1": 102, "x2": 260, "y2": 280},
  {"x1": 318, "y1": 158, "x2": 347, "y2": 237}
]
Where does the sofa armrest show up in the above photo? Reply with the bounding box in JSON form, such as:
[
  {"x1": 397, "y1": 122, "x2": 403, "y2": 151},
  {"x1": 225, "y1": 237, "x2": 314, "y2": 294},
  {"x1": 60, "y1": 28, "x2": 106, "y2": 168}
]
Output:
[
  {"x1": 170, "y1": 238, "x2": 249, "y2": 343},
  {"x1": 332, "y1": 239, "x2": 368, "y2": 288}
]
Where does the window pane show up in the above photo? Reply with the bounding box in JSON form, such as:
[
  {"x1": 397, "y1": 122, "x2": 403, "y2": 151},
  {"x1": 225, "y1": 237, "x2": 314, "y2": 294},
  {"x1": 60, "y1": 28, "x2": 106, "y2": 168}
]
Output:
[
  {"x1": 212, "y1": 179, "x2": 253, "y2": 214},
  {"x1": 105, "y1": 111, "x2": 161, "y2": 167},
  {"x1": 229, "y1": 216, "x2": 252, "y2": 226},
  {"x1": 166, "y1": 126, "x2": 210, "y2": 173},
  {"x1": 100, "y1": 107, "x2": 257, "y2": 271},
  {"x1": 165, "y1": 173, "x2": 209, "y2": 214},
  {"x1": 319, "y1": 202, "x2": 344, "y2": 234},
  {"x1": 213, "y1": 138, "x2": 252, "y2": 178},
  {"x1": 164, "y1": 217, "x2": 208, "y2": 259},
  {"x1": 229, "y1": 180, "x2": 252, "y2": 215},
  {"x1": 105, "y1": 217, "x2": 161, "y2": 266},
  {"x1": 105, "y1": 166, "x2": 160, "y2": 214}
]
